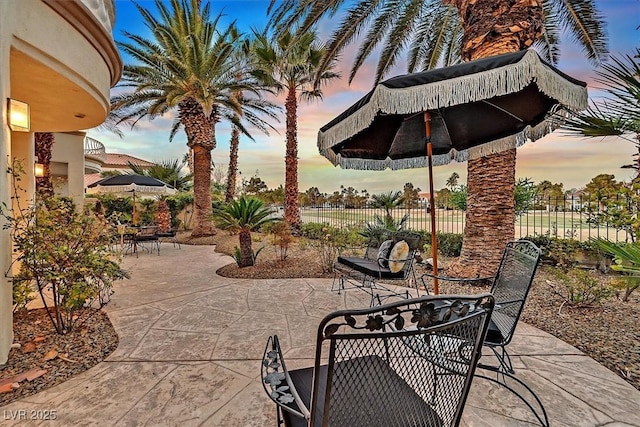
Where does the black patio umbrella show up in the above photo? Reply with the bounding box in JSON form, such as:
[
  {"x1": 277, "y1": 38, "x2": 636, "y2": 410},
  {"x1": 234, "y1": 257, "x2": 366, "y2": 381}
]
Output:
[
  {"x1": 87, "y1": 174, "x2": 177, "y2": 194},
  {"x1": 88, "y1": 175, "x2": 177, "y2": 225},
  {"x1": 318, "y1": 49, "x2": 588, "y2": 293}
]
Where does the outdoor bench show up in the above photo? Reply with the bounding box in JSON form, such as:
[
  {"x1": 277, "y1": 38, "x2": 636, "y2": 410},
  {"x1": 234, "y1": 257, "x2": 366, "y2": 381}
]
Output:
[{"x1": 332, "y1": 230, "x2": 423, "y2": 305}]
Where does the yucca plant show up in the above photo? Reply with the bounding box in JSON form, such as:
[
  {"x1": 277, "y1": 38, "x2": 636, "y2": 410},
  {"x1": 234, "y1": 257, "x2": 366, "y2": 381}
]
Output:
[{"x1": 212, "y1": 197, "x2": 276, "y2": 267}]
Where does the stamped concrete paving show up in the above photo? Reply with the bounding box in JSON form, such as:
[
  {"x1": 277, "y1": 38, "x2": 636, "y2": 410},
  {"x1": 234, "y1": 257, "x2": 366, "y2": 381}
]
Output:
[{"x1": 2, "y1": 245, "x2": 639, "y2": 426}]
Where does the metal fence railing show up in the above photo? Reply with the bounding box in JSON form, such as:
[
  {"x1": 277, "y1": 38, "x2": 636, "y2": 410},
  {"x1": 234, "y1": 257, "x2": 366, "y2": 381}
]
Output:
[{"x1": 300, "y1": 194, "x2": 637, "y2": 243}]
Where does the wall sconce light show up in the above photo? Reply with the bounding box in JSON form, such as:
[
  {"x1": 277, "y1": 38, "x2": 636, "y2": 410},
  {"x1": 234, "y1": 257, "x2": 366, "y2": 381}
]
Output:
[
  {"x1": 34, "y1": 162, "x2": 45, "y2": 178},
  {"x1": 7, "y1": 98, "x2": 30, "y2": 132}
]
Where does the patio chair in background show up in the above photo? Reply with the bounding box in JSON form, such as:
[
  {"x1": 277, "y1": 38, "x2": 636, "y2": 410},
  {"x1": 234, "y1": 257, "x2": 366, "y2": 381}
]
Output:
[
  {"x1": 421, "y1": 240, "x2": 548, "y2": 426},
  {"x1": 261, "y1": 293, "x2": 495, "y2": 427},
  {"x1": 157, "y1": 228, "x2": 181, "y2": 249},
  {"x1": 132, "y1": 226, "x2": 160, "y2": 257},
  {"x1": 332, "y1": 230, "x2": 423, "y2": 305}
]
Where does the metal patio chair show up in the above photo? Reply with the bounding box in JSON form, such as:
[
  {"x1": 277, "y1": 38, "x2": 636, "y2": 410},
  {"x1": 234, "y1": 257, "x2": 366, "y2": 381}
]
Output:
[
  {"x1": 132, "y1": 226, "x2": 160, "y2": 257},
  {"x1": 157, "y1": 228, "x2": 181, "y2": 249},
  {"x1": 261, "y1": 293, "x2": 495, "y2": 427},
  {"x1": 421, "y1": 240, "x2": 549, "y2": 426}
]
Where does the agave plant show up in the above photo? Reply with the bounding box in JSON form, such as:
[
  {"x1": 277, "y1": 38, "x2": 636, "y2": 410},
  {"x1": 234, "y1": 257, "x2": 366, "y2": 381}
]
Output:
[
  {"x1": 591, "y1": 238, "x2": 640, "y2": 302},
  {"x1": 212, "y1": 197, "x2": 276, "y2": 267}
]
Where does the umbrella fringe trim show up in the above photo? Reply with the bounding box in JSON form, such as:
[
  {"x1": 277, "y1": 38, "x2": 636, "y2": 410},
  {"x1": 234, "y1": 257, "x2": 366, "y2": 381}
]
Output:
[
  {"x1": 325, "y1": 111, "x2": 571, "y2": 171},
  {"x1": 318, "y1": 50, "x2": 587, "y2": 151},
  {"x1": 87, "y1": 185, "x2": 178, "y2": 194}
]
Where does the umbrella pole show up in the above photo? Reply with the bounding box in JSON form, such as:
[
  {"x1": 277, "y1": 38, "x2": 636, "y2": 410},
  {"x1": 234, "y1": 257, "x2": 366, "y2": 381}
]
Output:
[
  {"x1": 424, "y1": 112, "x2": 439, "y2": 294},
  {"x1": 132, "y1": 190, "x2": 138, "y2": 226}
]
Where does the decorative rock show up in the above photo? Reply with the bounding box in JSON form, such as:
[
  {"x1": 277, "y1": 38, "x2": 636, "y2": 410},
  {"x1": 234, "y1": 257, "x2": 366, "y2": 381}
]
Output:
[
  {"x1": 43, "y1": 349, "x2": 59, "y2": 361},
  {"x1": 21, "y1": 342, "x2": 36, "y2": 353}
]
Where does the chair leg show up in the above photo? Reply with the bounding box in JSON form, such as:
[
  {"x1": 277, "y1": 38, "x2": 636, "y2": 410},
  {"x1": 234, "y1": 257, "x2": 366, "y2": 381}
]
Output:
[
  {"x1": 476, "y1": 344, "x2": 548, "y2": 426},
  {"x1": 331, "y1": 271, "x2": 345, "y2": 294},
  {"x1": 475, "y1": 368, "x2": 550, "y2": 427},
  {"x1": 276, "y1": 406, "x2": 284, "y2": 426},
  {"x1": 486, "y1": 344, "x2": 514, "y2": 374}
]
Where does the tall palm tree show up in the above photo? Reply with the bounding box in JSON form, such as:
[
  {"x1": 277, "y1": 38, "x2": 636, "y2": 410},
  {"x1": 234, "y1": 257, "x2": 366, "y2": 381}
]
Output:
[
  {"x1": 225, "y1": 33, "x2": 279, "y2": 203},
  {"x1": 565, "y1": 48, "x2": 640, "y2": 174},
  {"x1": 446, "y1": 172, "x2": 460, "y2": 190},
  {"x1": 269, "y1": 0, "x2": 607, "y2": 275},
  {"x1": 112, "y1": 0, "x2": 272, "y2": 237},
  {"x1": 251, "y1": 27, "x2": 339, "y2": 231}
]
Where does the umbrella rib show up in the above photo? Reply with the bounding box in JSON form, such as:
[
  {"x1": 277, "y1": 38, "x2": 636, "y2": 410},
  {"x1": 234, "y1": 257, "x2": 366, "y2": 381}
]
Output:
[{"x1": 481, "y1": 100, "x2": 525, "y2": 122}]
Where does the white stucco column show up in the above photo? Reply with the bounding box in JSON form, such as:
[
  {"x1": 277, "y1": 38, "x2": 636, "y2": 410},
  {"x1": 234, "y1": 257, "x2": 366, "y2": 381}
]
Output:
[{"x1": 0, "y1": 0, "x2": 13, "y2": 366}]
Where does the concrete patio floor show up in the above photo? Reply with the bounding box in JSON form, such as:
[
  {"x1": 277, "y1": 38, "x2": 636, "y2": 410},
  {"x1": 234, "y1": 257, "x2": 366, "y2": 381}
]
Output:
[{"x1": 2, "y1": 245, "x2": 639, "y2": 426}]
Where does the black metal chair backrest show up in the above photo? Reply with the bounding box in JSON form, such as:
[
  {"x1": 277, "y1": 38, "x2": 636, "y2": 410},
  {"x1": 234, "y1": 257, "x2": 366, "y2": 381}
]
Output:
[
  {"x1": 310, "y1": 294, "x2": 494, "y2": 427},
  {"x1": 488, "y1": 240, "x2": 541, "y2": 347}
]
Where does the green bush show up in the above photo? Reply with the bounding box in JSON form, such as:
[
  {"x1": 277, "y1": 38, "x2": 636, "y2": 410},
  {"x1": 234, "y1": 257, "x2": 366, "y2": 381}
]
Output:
[
  {"x1": 165, "y1": 192, "x2": 194, "y2": 229},
  {"x1": 1, "y1": 193, "x2": 128, "y2": 333},
  {"x1": 591, "y1": 238, "x2": 640, "y2": 301},
  {"x1": 548, "y1": 268, "x2": 613, "y2": 307},
  {"x1": 419, "y1": 232, "x2": 463, "y2": 257},
  {"x1": 300, "y1": 223, "x2": 365, "y2": 272},
  {"x1": 525, "y1": 234, "x2": 606, "y2": 271},
  {"x1": 93, "y1": 194, "x2": 133, "y2": 223}
]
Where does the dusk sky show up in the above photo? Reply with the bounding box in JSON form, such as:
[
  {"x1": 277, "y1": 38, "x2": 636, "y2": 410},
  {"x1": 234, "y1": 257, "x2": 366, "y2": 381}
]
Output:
[{"x1": 89, "y1": 0, "x2": 640, "y2": 194}]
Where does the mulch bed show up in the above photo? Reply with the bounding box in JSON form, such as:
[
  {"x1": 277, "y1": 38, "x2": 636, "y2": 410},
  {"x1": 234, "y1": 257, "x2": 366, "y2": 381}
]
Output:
[{"x1": 0, "y1": 308, "x2": 117, "y2": 406}]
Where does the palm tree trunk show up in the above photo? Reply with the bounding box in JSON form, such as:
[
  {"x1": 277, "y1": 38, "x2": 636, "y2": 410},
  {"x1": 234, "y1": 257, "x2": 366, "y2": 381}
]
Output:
[
  {"x1": 284, "y1": 86, "x2": 301, "y2": 231},
  {"x1": 34, "y1": 132, "x2": 55, "y2": 198},
  {"x1": 445, "y1": 0, "x2": 543, "y2": 277},
  {"x1": 238, "y1": 228, "x2": 254, "y2": 267},
  {"x1": 225, "y1": 125, "x2": 240, "y2": 203},
  {"x1": 191, "y1": 145, "x2": 215, "y2": 237},
  {"x1": 179, "y1": 97, "x2": 217, "y2": 237}
]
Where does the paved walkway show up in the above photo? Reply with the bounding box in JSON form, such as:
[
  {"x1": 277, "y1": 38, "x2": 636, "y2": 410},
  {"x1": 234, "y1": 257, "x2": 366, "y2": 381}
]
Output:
[{"x1": 2, "y1": 245, "x2": 639, "y2": 426}]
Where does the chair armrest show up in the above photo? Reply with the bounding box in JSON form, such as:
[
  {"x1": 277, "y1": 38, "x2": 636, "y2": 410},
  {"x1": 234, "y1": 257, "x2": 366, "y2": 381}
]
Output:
[{"x1": 261, "y1": 335, "x2": 310, "y2": 421}]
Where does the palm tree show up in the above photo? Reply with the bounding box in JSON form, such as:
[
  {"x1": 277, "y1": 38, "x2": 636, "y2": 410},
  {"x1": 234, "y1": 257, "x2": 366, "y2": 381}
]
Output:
[
  {"x1": 371, "y1": 191, "x2": 405, "y2": 223},
  {"x1": 111, "y1": 0, "x2": 273, "y2": 237},
  {"x1": 225, "y1": 33, "x2": 279, "y2": 203},
  {"x1": 128, "y1": 159, "x2": 193, "y2": 192},
  {"x1": 565, "y1": 48, "x2": 640, "y2": 174},
  {"x1": 212, "y1": 197, "x2": 275, "y2": 267},
  {"x1": 446, "y1": 172, "x2": 460, "y2": 190},
  {"x1": 34, "y1": 132, "x2": 54, "y2": 197},
  {"x1": 251, "y1": 27, "x2": 339, "y2": 231},
  {"x1": 268, "y1": 0, "x2": 607, "y2": 275}
]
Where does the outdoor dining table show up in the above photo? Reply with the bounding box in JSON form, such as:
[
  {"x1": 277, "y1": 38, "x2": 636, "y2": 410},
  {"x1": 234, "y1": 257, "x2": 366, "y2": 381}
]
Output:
[{"x1": 119, "y1": 226, "x2": 159, "y2": 256}]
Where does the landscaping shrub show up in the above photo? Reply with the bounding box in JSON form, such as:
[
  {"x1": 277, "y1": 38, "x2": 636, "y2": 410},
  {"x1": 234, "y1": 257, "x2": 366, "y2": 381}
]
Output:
[
  {"x1": 525, "y1": 233, "x2": 608, "y2": 271},
  {"x1": 419, "y1": 232, "x2": 463, "y2": 257},
  {"x1": 92, "y1": 194, "x2": 133, "y2": 223},
  {"x1": 269, "y1": 221, "x2": 293, "y2": 261},
  {"x1": 165, "y1": 192, "x2": 194, "y2": 229},
  {"x1": 1, "y1": 189, "x2": 127, "y2": 333},
  {"x1": 138, "y1": 198, "x2": 157, "y2": 225},
  {"x1": 547, "y1": 268, "x2": 613, "y2": 307},
  {"x1": 591, "y1": 238, "x2": 640, "y2": 301},
  {"x1": 301, "y1": 223, "x2": 364, "y2": 272}
]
